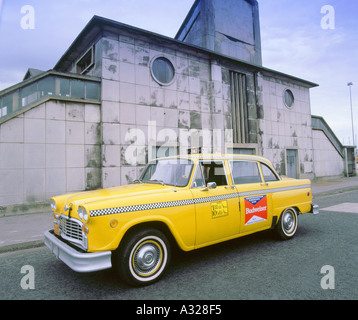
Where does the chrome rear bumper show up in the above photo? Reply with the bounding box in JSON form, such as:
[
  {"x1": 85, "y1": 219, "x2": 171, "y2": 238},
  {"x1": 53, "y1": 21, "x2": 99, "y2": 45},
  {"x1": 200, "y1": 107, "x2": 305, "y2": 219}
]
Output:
[
  {"x1": 44, "y1": 230, "x2": 112, "y2": 273},
  {"x1": 310, "y1": 204, "x2": 319, "y2": 215}
]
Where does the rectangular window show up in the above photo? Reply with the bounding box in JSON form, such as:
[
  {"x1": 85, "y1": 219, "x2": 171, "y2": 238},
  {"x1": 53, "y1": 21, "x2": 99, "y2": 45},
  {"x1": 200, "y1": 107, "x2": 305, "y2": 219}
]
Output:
[
  {"x1": 2, "y1": 92, "x2": 18, "y2": 115},
  {"x1": 20, "y1": 83, "x2": 39, "y2": 107},
  {"x1": 152, "y1": 146, "x2": 178, "y2": 159},
  {"x1": 0, "y1": 98, "x2": 3, "y2": 117},
  {"x1": 230, "y1": 71, "x2": 248, "y2": 144},
  {"x1": 85, "y1": 81, "x2": 100, "y2": 101},
  {"x1": 230, "y1": 161, "x2": 262, "y2": 184},
  {"x1": 200, "y1": 161, "x2": 228, "y2": 186},
  {"x1": 0, "y1": 106, "x2": 7, "y2": 117},
  {"x1": 38, "y1": 76, "x2": 55, "y2": 98},
  {"x1": 58, "y1": 78, "x2": 70, "y2": 97},
  {"x1": 76, "y1": 46, "x2": 94, "y2": 74},
  {"x1": 71, "y1": 80, "x2": 85, "y2": 99},
  {"x1": 227, "y1": 147, "x2": 255, "y2": 155}
]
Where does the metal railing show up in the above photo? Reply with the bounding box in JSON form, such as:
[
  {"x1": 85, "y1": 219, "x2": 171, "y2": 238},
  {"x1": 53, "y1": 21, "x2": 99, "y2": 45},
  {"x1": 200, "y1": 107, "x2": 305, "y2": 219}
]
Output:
[{"x1": 311, "y1": 115, "x2": 344, "y2": 157}]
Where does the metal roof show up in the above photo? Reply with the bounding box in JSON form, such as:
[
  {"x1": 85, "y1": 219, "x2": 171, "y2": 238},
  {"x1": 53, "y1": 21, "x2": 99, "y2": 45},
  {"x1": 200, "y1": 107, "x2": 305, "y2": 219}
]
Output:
[{"x1": 54, "y1": 15, "x2": 318, "y2": 88}]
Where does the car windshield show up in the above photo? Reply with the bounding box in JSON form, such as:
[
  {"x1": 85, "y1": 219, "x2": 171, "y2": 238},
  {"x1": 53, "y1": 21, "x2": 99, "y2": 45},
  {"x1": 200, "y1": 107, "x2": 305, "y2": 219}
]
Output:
[{"x1": 138, "y1": 159, "x2": 194, "y2": 187}]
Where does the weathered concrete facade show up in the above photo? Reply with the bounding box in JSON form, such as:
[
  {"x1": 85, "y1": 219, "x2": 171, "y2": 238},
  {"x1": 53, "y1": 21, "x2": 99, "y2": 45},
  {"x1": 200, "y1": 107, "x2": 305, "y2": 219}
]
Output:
[
  {"x1": 312, "y1": 130, "x2": 344, "y2": 177},
  {"x1": 176, "y1": 0, "x2": 262, "y2": 65},
  {"x1": 0, "y1": 0, "x2": 355, "y2": 213},
  {"x1": 259, "y1": 74, "x2": 315, "y2": 179},
  {"x1": 0, "y1": 99, "x2": 101, "y2": 207}
]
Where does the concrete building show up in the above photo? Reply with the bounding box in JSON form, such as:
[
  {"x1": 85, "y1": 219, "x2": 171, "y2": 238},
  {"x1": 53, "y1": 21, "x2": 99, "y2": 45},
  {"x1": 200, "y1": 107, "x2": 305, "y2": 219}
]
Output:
[{"x1": 0, "y1": 0, "x2": 356, "y2": 213}]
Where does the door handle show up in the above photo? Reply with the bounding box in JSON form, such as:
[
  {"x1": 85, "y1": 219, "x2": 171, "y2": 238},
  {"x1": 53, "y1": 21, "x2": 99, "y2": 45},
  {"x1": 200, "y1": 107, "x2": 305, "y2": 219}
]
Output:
[
  {"x1": 225, "y1": 186, "x2": 235, "y2": 190},
  {"x1": 261, "y1": 183, "x2": 269, "y2": 187}
]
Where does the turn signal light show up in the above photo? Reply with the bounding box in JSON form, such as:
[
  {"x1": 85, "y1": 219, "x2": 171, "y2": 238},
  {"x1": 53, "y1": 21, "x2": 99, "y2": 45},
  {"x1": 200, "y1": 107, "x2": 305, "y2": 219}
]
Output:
[
  {"x1": 82, "y1": 225, "x2": 89, "y2": 234},
  {"x1": 110, "y1": 219, "x2": 118, "y2": 228}
]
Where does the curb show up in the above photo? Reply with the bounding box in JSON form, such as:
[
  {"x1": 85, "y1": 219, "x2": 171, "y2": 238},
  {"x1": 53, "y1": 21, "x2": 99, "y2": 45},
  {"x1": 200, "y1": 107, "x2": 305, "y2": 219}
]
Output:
[
  {"x1": 0, "y1": 240, "x2": 45, "y2": 254},
  {"x1": 313, "y1": 186, "x2": 358, "y2": 199}
]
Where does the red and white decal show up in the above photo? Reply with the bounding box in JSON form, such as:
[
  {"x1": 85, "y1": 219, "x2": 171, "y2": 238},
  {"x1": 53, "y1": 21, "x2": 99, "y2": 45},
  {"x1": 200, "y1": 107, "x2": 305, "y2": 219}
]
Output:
[{"x1": 244, "y1": 195, "x2": 267, "y2": 225}]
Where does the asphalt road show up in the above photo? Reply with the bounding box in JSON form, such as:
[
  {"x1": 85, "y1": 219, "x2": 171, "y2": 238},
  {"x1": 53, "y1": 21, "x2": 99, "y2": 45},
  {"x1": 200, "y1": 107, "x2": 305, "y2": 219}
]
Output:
[{"x1": 1, "y1": 190, "x2": 357, "y2": 301}]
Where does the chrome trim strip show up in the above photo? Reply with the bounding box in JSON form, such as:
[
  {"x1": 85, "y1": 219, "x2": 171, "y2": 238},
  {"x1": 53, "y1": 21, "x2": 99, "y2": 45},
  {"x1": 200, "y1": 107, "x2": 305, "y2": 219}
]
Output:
[
  {"x1": 89, "y1": 184, "x2": 311, "y2": 217},
  {"x1": 238, "y1": 184, "x2": 311, "y2": 197}
]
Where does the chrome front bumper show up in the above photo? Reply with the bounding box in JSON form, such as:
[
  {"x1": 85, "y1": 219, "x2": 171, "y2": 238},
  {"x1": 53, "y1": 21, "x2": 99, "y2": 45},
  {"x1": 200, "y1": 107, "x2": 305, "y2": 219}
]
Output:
[{"x1": 44, "y1": 230, "x2": 112, "y2": 273}]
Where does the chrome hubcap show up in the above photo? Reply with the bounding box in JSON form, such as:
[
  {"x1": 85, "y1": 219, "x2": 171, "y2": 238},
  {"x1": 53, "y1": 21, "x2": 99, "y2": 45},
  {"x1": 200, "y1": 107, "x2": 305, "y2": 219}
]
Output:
[
  {"x1": 133, "y1": 241, "x2": 162, "y2": 276},
  {"x1": 283, "y1": 211, "x2": 295, "y2": 233}
]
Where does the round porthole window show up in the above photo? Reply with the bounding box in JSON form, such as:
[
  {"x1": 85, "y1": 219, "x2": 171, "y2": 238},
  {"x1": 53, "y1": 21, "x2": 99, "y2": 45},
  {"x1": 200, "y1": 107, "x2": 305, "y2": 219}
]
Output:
[
  {"x1": 284, "y1": 89, "x2": 295, "y2": 108},
  {"x1": 151, "y1": 57, "x2": 175, "y2": 85}
]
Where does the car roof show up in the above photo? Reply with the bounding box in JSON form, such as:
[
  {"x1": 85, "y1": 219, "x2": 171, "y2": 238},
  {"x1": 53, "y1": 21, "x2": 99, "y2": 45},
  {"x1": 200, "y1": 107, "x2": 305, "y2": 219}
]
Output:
[{"x1": 155, "y1": 154, "x2": 274, "y2": 167}]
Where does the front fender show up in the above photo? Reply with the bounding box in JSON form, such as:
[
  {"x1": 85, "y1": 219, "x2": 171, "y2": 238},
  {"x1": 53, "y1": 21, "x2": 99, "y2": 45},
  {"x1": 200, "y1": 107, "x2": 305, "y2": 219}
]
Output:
[{"x1": 110, "y1": 215, "x2": 195, "y2": 252}]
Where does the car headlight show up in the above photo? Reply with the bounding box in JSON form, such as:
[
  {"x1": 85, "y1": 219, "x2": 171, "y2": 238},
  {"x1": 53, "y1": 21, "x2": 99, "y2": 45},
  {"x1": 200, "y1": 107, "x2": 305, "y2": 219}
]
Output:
[
  {"x1": 78, "y1": 206, "x2": 88, "y2": 222},
  {"x1": 83, "y1": 208, "x2": 88, "y2": 222},
  {"x1": 78, "y1": 206, "x2": 83, "y2": 219},
  {"x1": 50, "y1": 199, "x2": 57, "y2": 211}
]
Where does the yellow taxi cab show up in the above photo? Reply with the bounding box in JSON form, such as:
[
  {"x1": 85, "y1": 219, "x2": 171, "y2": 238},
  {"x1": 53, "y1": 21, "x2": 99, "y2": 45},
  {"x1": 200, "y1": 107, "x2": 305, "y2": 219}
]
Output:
[{"x1": 44, "y1": 154, "x2": 319, "y2": 286}]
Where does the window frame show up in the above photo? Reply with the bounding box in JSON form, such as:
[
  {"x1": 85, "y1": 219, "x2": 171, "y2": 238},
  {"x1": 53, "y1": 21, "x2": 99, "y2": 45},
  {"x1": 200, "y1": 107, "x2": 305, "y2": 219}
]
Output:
[
  {"x1": 150, "y1": 56, "x2": 176, "y2": 86},
  {"x1": 283, "y1": 88, "x2": 295, "y2": 108},
  {"x1": 230, "y1": 71, "x2": 248, "y2": 144},
  {"x1": 260, "y1": 162, "x2": 280, "y2": 182},
  {"x1": 76, "y1": 46, "x2": 95, "y2": 75},
  {"x1": 191, "y1": 160, "x2": 229, "y2": 188},
  {"x1": 229, "y1": 160, "x2": 263, "y2": 185},
  {"x1": 191, "y1": 161, "x2": 206, "y2": 188}
]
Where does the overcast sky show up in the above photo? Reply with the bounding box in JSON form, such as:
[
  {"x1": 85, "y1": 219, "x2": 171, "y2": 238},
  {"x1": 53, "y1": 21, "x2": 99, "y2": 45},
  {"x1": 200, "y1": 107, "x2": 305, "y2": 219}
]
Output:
[{"x1": 0, "y1": 0, "x2": 357, "y2": 145}]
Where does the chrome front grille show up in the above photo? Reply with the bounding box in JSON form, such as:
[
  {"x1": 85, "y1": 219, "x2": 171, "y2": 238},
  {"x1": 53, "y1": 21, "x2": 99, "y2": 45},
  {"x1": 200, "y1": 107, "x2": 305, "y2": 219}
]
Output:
[
  {"x1": 58, "y1": 216, "x2": 87, "y2": 250},
  {"x1": 59, "y1": 217, "x2": 82, "y2": 240}
]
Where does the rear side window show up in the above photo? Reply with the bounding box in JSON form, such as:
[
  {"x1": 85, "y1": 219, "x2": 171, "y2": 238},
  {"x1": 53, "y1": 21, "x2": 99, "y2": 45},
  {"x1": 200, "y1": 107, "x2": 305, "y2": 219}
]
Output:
[
  {"x1": 230, "y1": 161, "x2": 262, "y2": 184},
  {"x1": 261, "y1": 163, "x2": 280, "y2": 182}
]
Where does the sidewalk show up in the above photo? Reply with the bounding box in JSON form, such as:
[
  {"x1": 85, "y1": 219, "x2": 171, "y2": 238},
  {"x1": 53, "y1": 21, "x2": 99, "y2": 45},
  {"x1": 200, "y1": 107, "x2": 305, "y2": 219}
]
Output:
[
  {"x1": 0, "y1": 176, "x2": 357, "y2": 253},
  {"x1": 0, "y1": 211, "x2": 52, "y2": 253},
  {"x1": 311, "y1": 175, "x2": 358, "y2": 196}
]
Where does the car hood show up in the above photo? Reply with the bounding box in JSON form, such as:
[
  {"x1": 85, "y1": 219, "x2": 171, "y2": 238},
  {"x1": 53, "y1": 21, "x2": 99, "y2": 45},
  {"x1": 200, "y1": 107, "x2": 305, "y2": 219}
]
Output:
[{"x1": 52, "y1": 183, "x2": 177, "y2": 214}]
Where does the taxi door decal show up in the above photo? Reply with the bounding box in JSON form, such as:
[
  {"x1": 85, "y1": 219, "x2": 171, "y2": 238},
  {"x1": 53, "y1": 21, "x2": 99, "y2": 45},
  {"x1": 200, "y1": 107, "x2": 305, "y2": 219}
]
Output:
[
  {"x1": 211, "y1": 200, "x2": 229, "y2": 219},
  {"x1": 244, "y1": 195, "x2": 267, "y2": 225}
]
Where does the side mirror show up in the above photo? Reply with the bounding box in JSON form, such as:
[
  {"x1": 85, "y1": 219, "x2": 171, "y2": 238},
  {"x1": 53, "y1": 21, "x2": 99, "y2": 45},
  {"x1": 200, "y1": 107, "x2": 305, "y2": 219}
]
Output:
[{"x1": 201, "y1": 182, "x2": 217, "y2": 191}]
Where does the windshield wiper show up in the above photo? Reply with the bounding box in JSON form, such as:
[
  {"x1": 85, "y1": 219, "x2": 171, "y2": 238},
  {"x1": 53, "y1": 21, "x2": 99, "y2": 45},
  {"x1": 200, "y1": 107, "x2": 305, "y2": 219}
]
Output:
[
  {"x1": 133, "y1": 179, "x2": 143, "y2": 184},
  {"x1": 146, "y1": 179, "x2": 165, "y2": 186}
]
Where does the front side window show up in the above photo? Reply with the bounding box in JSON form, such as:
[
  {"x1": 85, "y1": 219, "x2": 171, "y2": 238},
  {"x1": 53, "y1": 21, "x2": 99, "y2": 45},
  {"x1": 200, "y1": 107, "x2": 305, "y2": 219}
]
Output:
[
  {"x1": 191, "y1": 164, "x2": 205, "y2": 188},
  {"x1": 196, "y1": 161, "x2": 228, "y2": 187},
  {"x1": 230, "y1": 161, "x2": 262, "y2": 184},
  {"x1": 139, "y1": 158, "x2": 193, "y2": 187}
]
